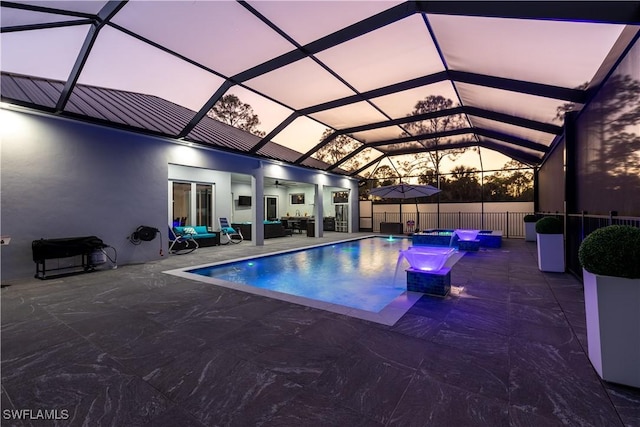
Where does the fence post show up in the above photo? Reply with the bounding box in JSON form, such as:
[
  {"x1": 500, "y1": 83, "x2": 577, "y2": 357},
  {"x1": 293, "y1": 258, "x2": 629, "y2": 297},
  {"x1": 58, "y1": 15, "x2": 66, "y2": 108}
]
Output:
[
  {"x1": 609, "y1": 210, "x2": 617, "y2": 225},
  {"x1": 458, "y1": 211, "x2": 461, "y2": 228},
  {"x1": 506, "y1": 211, "x2": 509, "y2": 238}
]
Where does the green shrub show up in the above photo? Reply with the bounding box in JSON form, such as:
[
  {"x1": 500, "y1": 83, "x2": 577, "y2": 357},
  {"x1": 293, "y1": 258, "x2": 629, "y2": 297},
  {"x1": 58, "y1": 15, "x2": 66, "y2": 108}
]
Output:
[
  {"x1": 535, "y1": 217, "x2": 563, "y2": 234},
  {"x1": 578, "y1": 225, "x2": 640, "y2": 279},
  {"x1": 523, "y1": 214, "x2": 537, "y2": 223}
]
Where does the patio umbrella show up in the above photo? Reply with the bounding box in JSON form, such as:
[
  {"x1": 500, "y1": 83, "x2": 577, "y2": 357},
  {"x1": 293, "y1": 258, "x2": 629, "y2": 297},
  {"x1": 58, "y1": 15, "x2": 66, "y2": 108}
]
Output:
[{"x1": 369, "y1": 183, "x2": 441, "y2": 233}]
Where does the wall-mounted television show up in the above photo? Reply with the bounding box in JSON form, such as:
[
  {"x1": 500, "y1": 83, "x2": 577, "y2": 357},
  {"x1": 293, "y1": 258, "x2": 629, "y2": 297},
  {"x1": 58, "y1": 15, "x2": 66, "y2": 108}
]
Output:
[{"x1": 238, "y1": 195, "x2": 252, "y2": 206}]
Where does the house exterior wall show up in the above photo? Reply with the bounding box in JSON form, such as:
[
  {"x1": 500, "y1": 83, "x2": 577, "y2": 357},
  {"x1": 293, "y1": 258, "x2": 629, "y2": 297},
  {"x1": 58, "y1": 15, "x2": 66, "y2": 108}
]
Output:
[
  {"x1": 0, "y1": 107, "x2": 359, "y2": 281},
  {"x1": 1, "y1": 108, "x2": 169, "y2": 281}
]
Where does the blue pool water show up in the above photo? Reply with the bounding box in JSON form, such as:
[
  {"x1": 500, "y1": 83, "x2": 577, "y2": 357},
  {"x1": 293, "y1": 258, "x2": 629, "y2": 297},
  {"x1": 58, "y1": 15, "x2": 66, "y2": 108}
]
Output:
[{"x1": 188, "y1": 236, "x2": 414, "y2": 313}]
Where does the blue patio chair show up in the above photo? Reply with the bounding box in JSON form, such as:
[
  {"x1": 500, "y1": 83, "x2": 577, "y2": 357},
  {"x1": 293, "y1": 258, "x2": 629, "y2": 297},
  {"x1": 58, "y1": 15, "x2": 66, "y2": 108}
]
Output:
[
  {"x1": 168, "y1": 226, "x2": 198, "y2": 254},
  {"x1": 219, "y1": 218, "x2": 243, "y2": 244}
]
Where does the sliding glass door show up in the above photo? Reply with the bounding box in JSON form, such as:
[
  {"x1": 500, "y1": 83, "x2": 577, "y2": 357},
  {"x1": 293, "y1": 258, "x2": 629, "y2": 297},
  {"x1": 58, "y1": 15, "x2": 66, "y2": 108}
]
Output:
[
  {"x1": 170, "y1": 181, "x2": 214, "y2": 228},
  {"x1": 172, "y1": 182, "x2": 191, "y2": 226},
  {"x1": 196, "y1": 184, "x2": 213, "y2": 227}
]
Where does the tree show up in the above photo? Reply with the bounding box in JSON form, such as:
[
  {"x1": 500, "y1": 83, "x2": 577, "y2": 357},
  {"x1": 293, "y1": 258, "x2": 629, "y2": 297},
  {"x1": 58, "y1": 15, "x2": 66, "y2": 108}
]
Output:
[
  {"x1": 207, "y1": 94, "x2": 265, "y2": 137},
  {"x1": 370, "y1": 165, "x2": 397, "y2": 187},
  {"x1": 447, "y1": 165, "x2": 481, "y2": 201},
  {"x1": 313, "y1": 129, "x2": 370, "y2": 172},
  {"x1": 483, "y1": 160, "x2": 534, "y2": 201},
  {"x1": 392, "y1": 153, "x2": 433, "y2": 182},
  {"x1": 366, "y1": 164, "x2": 399, "y2": 202},
  {"x1": 417, "y1": 168, "x2": 438, "y2": 186},
  {"x1": 401, "y1": 95, "x2": 471, "y2": 180}
]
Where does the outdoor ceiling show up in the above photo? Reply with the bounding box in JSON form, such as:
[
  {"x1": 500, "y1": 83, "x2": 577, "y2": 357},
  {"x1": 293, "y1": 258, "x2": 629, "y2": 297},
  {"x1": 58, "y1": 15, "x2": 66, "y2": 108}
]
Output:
[{"x1": 2, "y1": 1, "x2": 639, "y2": 178}]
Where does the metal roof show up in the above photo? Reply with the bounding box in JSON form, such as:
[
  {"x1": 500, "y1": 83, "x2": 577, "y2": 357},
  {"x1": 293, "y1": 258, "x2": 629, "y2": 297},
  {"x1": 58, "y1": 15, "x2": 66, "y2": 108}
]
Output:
[
  {"x1": 1, "y1": 71, "x2": 342, "y2": 169},
  {"x1": 2, "y1": 1, "x2": 639, "y2": 176}
]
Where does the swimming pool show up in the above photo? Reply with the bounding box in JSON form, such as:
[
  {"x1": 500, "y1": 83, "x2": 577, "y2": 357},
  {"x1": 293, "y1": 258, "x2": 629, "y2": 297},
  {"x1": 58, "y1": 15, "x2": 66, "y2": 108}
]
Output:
[{"x1": 164, "y1": 236, "x2": 457, "y2": 325}]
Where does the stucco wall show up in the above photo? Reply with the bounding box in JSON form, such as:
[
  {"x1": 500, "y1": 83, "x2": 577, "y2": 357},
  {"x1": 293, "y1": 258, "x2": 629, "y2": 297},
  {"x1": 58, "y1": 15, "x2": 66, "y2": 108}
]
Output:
[
  {"x1": 1, "y1": 107, "x2": 360, "y2": 281},
  {"x1": 1, "y1": 109, "x2": 168, "y2": 281}
]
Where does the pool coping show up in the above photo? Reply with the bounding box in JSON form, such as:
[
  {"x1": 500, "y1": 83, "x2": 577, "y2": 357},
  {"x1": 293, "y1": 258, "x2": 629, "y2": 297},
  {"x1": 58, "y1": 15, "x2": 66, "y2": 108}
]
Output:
[{"x1": 163, "y1": 235, "x2": 428, "y2": 326}]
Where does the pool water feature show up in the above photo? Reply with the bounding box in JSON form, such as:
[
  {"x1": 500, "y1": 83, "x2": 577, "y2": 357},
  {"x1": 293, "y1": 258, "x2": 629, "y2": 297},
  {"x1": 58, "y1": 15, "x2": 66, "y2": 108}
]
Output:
[
  {"x1": 454, "y1": 229, "x2": 480, "y2": 241},
  {"x1": 164, "y1": 236, "x2": 434, "y2": 325},
  {"x1": 398, "y1": 246, "x2": 456, "y2": 272}
]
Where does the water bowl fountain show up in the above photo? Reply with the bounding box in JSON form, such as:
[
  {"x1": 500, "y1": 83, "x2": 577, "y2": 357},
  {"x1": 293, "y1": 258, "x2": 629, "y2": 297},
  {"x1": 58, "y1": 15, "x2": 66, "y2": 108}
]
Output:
[
  {"x1": 454, "y1": 229, "x2": 481, "y2": 251},
  {"x1": 398, "y1": 246, "x2": 455, "y2": 271},
  {"x1": 394, "y1": 246, "x2": 456, "y2": 296},
  {"x1": 454, "y1": 229, "x2": 480, "y2": 241}
]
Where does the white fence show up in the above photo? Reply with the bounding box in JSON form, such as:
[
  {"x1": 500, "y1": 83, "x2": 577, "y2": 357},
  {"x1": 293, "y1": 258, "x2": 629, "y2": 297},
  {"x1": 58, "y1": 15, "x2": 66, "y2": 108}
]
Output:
[{"x1": 360, "y1": 201, "x2": 534, "y2": 238}]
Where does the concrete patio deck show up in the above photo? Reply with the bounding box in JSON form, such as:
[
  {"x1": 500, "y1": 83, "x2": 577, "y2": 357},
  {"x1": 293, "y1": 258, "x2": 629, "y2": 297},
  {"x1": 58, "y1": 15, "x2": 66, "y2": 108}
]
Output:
[{"x1": 2, "y1": 233, "x2": 639, "y2": 426}]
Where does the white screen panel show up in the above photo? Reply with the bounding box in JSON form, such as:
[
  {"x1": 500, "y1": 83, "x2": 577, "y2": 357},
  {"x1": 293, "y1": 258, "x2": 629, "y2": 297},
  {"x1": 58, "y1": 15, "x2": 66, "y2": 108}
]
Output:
[
  {"x1": 429, "y1": 14, "x2": 625, "y2": 88},
  {"x1": 468, "y1": 116, "x2": 556, "y2": 146},
  {"x1": 271, "y1": 115, "x2": 329, "y2": 154},
  {"x1": 78, "y1": 27, "x2": 225, "y2": 112},
  {"x1": 112, "y1": 1, "x2": 294, "y2": 76},
  {"x1": 12, "y1": 1, "x2": 108, "y2": 14},
  {"x1": 316, "y1": 15, "x2": 445, "y2": 92},
  {"x1": 455, "y1": 82, "x2": 579, "y2": 125},
  {"x1": 0, "y1": 25, "x2": 89, "y2": 81},
  {"x1": 1, "y1": 6, "x2": 84, "y2": 27},
  {"x1": 309, "y1": 102, "x2": 388, "y2": 130},
  {"x1": 245, "y1": 58, "x2": 356, "y2": 110},
  {"x1": 371, "y1": 81, "x2": 459, "y2": 119},
  {"x1": 479, "y1": 137, "x2": 545, "y2": 161},
  {"x1": 249, "y1": 1, "x2": 403, "y2": 46},
  {"x1": 350, "y1": 125, "x2": 408, "y2": 144}
]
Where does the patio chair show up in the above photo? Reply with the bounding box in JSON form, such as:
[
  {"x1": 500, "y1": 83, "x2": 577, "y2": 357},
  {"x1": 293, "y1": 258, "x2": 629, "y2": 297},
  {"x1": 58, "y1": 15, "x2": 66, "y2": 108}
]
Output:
[
  {"x1": 280, "y1": 219, "x2": 294, "y2": 236},
  {"x1": 294, "y1": 218, "x2": 308, "y2": 234},
  {"x1": 219, "y1": 218, "x2": 243, "y2": 244},
  {"x1": 168, "y1": 226, "x2": 198, "y2": 254},
  {"x1": 292, "y1": 219, "x2": 308, "y2": 234}
]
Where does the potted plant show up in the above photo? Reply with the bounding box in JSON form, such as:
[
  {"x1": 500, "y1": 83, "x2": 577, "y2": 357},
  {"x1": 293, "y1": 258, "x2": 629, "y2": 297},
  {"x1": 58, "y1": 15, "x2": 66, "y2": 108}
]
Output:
[
  {"x1": 523, "y1": 214, "x2": 537, "y2": 242},
  {"x1": 535, "y1": 216, "x2": 564, "y2": 272},
  {"x1": 578, "y1": 225, "x2": 640, "y2": 388}
]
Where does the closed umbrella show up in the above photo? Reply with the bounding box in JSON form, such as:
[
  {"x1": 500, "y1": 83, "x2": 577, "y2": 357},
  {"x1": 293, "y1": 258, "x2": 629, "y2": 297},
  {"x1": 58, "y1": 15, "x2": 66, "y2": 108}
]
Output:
[{"x1": 370, "y1": 183, "x2": 441, "y2": 233}]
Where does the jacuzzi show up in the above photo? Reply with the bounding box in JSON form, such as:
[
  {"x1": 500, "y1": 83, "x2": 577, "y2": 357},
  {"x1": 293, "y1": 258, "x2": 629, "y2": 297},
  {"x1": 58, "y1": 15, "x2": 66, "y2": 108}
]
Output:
[{"x1": 413, "y1": 229, "x2": 503, "y2": 248}]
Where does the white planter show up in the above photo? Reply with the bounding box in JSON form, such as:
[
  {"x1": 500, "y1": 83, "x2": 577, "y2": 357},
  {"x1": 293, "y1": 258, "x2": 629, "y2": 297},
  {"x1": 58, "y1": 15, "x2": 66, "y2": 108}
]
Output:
[
  {"x1": 583, "y1": 269, "x2": 640, "y2": 388},
  {"x1": 524, "y1": 222, "x2": 536, "y2": 242},
  {"x1": 536, "y1": 233, "x2": 564, "y2": 272}
]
